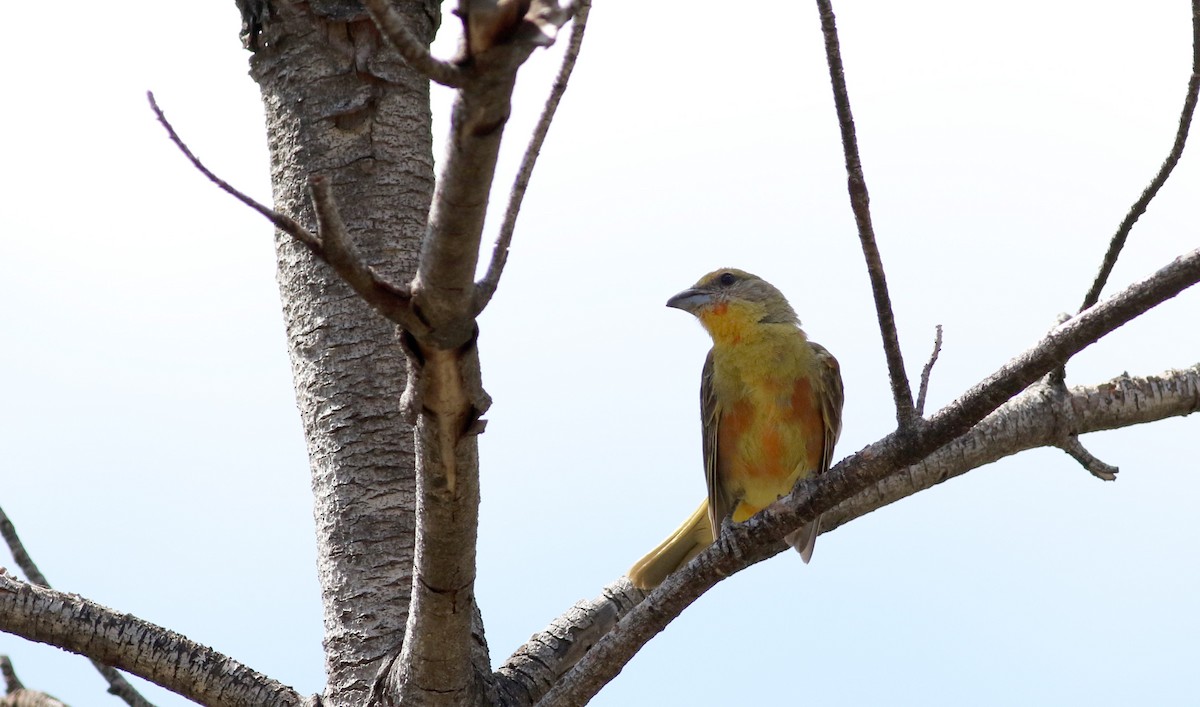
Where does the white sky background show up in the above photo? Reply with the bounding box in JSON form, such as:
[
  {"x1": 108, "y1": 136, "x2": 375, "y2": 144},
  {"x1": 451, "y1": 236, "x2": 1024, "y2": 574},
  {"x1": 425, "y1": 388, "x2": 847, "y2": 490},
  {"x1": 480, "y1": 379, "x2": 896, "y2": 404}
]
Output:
[{"x1": 1, "y1": 1, "x2": 1198, "y2": 705}]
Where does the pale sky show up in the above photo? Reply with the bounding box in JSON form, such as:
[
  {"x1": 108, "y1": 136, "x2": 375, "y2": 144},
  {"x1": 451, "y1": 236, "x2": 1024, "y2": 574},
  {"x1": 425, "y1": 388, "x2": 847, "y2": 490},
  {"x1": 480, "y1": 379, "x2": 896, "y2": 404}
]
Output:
[{"x1": 2, "y1": 2, "x2": 1198, "y2": 706}]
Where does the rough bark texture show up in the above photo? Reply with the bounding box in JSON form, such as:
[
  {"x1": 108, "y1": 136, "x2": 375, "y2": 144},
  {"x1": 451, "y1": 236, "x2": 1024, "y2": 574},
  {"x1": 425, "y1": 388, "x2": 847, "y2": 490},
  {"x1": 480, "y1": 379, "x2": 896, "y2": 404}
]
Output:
[
  {"x1": 0, "y1": 576, "x2": 310, "y2": 707},
  {"x1": 242, "y1": 2, "x2": 439, "y2": 704}
]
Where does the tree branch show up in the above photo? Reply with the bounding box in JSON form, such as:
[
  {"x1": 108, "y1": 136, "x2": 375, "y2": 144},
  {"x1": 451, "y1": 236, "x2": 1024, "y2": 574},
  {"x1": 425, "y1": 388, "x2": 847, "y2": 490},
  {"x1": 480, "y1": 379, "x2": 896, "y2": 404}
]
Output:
[
  {"x1": 0, "y1": 656, "x2": 24, "y2": 694},
  {"x1": 362, "y1": 0, "x2": 467, "y2": 88},
  {"x1": 513, "y1": 364, "x2": 1199, "y2": 706},
  {"x1": 534, "y1": 247, "x2": 1200, "y2": 706},
  {"x1": 0, "y1": 506, "x2": 155, "y2": 707},
  {"x1": 492, "y1": 579, "x2": 636, "y2": 706},
  {"x1": 0, "y1": 576, "x2": 314, "y2": 707},
  {"x1": 1079, "y1": 0, "x2": 1200, "y2": 311},
  {"x1": 146, "y1": 92, "x2": 323, "y2": 255},
  {"x1": 815, "y1": 0, "x2": 915, "y2": 429},
  {"x1": 412, "y1": 0, "x2": 575, "y2": 348},
  {"x1": 367, "y1": 4, "x2": 576, "y2": 703},
  {"x1": 149, "y1": 92, "x2": 425, "y2": 334},
  {"x1": 820, "y1": 365, "x2": 1199, "y2": 533},
  {"x1": 914, "y1": 324, "x2": 943, "y2": 418},
  {"x1": 473, "y1": 0, "x2": 592, "y2": 315},
  {"x1": 0, "y1": 655, "x2": 66, "y2": 707},
  {"x1": 1056, "y1": 435, "x2": 1120, "y2": 481}
]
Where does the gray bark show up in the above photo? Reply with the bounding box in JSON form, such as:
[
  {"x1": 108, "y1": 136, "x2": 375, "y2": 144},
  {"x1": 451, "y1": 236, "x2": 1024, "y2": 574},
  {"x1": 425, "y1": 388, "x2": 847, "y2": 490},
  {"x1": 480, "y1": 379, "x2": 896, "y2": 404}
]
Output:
[
  {"x1": 242, "y1": 2, "x2": 439, "y2": 704},
  {"x1": 0, "y1": 576, "x2": 310, "y2": 707}
]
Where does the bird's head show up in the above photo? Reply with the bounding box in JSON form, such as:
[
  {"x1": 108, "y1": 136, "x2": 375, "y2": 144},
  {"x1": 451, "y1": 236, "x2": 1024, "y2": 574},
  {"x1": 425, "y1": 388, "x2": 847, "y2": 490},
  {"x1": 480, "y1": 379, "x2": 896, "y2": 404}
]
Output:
[{"x1": 667, "y1": 269, "x2": 799, "y2": 344}]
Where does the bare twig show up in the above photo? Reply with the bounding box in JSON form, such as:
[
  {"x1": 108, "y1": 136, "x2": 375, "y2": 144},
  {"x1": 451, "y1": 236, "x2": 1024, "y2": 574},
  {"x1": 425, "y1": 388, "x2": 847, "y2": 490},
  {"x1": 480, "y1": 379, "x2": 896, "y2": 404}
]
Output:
[
  {"x1": 536, "y1": 246, "x2": 1200, "y2": 707},
  {"x1": 0, "y1": 506, "x2": 156, "y2": 707},
  {"x1": 362, "y1": 0, "x2": 466, "y2": 88},
  {"x1": 1057, "y1": 436, "x2": 1119, "y2": 481},
  {"x1": 146, "y1": 92, "x2": 323, "y2": 255},
  {"x1": 915, "y1": 325, "x2": 943, "y2": 417},
  {"x1": 0, "y1": 656, "x2": 66, "y2": 707},
  {"x1": 150, "y1": 92, "x2": 422, "y2": 333},
  {"x1": 1080, "y1": 0, "x2": 1200, "y2": 311},
  {"x1": 473, "y1": 0, "x2": 592, "y2": 315},
  {"x1": 0, "y1": 508, "x2": 46, "y2": 587},
  {"x1": 1, "y1": 656, "x2": 24, "y2": 693},
  {"x1": 815, "y1": 0, "x2": 915, "y2": 429}
]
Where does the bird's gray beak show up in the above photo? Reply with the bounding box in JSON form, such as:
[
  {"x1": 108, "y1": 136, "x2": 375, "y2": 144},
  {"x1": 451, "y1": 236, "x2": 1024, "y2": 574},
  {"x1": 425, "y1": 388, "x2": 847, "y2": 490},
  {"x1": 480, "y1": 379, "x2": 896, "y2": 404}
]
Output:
[{"x1": 666, "y1": 288, "x2": 713, "y2": 314}]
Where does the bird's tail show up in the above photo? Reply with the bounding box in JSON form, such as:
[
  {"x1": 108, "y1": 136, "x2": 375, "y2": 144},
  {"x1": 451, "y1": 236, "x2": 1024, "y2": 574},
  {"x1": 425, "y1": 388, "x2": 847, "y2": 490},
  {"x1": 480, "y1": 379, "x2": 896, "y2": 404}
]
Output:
[
  {"x1": 628, "y1": 500, "x2": 714, "y2": 590},
  {"x1": 785, "y1": 514, "x2": 822, "y2": 563}
]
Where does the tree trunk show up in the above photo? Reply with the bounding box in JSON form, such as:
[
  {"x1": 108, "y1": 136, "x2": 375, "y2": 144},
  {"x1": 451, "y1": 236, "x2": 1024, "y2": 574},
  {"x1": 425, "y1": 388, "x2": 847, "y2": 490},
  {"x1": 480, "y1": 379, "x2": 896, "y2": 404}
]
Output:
[{"x1": 243, "y1": 2, "x2": 438, "y2": 704}]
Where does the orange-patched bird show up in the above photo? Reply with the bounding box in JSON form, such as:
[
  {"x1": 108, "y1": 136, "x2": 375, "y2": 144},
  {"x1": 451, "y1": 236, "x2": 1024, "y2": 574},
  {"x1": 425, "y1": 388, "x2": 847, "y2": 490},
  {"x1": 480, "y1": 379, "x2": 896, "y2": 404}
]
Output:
[{"x1": 628, "y1": 268, "x2": 844, "y2": 590}]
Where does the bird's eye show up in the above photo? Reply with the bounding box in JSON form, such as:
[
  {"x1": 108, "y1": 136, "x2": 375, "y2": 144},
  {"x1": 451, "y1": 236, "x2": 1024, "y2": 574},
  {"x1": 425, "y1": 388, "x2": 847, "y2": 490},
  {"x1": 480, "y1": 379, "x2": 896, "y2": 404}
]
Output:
[{"x1": 719, "y1": 272, "x2": 737, "y2": 287}]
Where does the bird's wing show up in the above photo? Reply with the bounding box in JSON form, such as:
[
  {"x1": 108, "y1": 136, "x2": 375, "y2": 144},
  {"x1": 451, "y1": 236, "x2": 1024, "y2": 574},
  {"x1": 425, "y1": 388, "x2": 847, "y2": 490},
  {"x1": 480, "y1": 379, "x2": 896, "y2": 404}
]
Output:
[
  {"x1": 700, "y1": 349, "x2": 732, "y2": 532},
  {"x1": 809, "y1": 342, "x2": 844, "y2": 474}
]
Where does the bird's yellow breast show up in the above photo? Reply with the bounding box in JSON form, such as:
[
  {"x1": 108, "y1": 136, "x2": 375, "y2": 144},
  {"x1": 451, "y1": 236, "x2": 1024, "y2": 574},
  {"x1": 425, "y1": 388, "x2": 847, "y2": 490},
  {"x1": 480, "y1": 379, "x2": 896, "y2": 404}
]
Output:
[{"x1": 709, "y1": 319, "x2": 824, "y2": 520}]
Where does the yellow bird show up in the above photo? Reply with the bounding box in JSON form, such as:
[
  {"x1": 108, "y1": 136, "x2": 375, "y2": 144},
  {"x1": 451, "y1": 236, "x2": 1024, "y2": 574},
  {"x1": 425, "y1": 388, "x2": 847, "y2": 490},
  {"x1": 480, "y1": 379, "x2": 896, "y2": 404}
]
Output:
[{"x1": 628, "y1": 269, "x2": 844, "y2": 590}]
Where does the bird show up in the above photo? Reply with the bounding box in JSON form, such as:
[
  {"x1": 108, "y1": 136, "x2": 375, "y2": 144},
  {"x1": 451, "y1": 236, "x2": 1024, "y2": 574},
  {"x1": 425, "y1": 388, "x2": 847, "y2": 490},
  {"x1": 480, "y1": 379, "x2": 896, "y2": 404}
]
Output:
[{"x1": 628, "y1": 268, "x2": 844, "y2": 590}]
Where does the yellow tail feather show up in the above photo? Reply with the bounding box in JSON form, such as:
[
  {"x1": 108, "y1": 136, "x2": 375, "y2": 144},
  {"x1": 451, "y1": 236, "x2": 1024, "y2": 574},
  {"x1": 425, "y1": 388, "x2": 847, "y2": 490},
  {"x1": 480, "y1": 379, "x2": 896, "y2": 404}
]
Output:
[{"x1": 627, "y1": 500, "x2": 714, "y2": 590}]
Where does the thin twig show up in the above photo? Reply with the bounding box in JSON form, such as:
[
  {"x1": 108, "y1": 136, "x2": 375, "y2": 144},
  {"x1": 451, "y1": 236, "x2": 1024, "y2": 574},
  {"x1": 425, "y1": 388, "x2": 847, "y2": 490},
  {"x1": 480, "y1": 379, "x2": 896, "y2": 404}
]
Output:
[
  {"x1": 1058, "y1": 436, "x2": 1119, "y2": 481},
  {"x1": 915, "y1": 324, "x2": 943, "y2": 417},
  {"x1": 473, "y1": 0, "x2": 592, "y2": 315},
  {"x1": 1080, "y1": 0, "x2": 1200, "y2": 311},
  {"x1": 1, "y1": 655, "x2": 24, "y2": 693},
  {"x1": 361, "y1": 0, "x2": 466, "y2": 88},
  {"x1": 0, "y1": 506, "x2": 46, "y2": 587},
  {"x1": 146, "y1": 91, "x2": 324, "y2": 255},
  {"x1": 815, "y1": 0, "x2": 916, "y2": 429},
  {"x1": 0, "y1": 506, "x2": 157, "y2": 707},
  {"x1": 149, "y1": 93, "x2": 421, "y2": 332}
]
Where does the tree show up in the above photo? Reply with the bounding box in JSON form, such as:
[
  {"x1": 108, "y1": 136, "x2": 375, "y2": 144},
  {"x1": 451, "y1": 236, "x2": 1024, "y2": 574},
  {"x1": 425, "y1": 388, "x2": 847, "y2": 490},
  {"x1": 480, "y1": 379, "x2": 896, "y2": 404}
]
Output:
[{"x1": 2, "y1": 1, "x2": 1198, "y2": 705}]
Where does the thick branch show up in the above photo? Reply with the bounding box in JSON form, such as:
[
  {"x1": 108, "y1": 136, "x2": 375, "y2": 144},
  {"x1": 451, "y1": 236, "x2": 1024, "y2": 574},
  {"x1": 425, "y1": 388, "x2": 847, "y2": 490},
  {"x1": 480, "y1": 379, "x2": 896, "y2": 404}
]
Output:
[
  {"x1": 535, "y1": 247, "x2": 1200, "y2": 706},
  {"x1": 0, "y1": 506, "x2": 154, "y2": 707},
  {"x1": 492, "y1": 580, "x2": 636, "y2": 706},
  {"x1": 0, "y1": 576, "x2": 312, "y2": 707},
  {"x1": 473, "y1": 0, "x2": 592, "y2": 315},
  {"x1": 1080, "y1": 0, "x2": 1200, "y2": 310},
  {"x1": 816, "y1": 0, "x2": 915, "y2": 428},
  {"x1": 379, "y1": 4, "x2": 575, "y2": 703}
]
